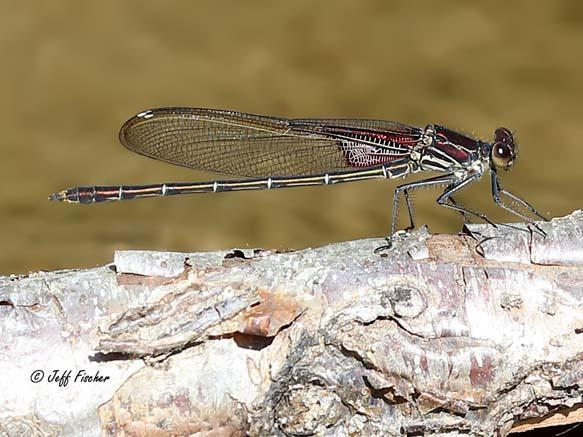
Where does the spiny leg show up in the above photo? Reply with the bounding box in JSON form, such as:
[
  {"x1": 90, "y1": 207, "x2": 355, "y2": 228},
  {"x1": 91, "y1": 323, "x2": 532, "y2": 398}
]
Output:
[
  {"x1": 500, "y1": 189, "x2": 548, "y2": 221},
  {"x1": 436, "y1": 173, "x2": 498, "y2": 228},
  {"x1": 491, "y1": 172, "x2": 548, "y2": 221},
  {"x1": 490, "y1": 171, "x2": 547, "y2": 236},
  {"x1": 435, "y1": 175, "x2": 517, "y2": 250},
  {"x1": 447, "y1": 172, "x2": 546, "y2": 244},
  {"x1": 403, "y1": 189, "x2": 470, "y2": 228},
  {"x1": 448, "y1": 195, "x2": 472, "y2": 225},
  {"x1": 390, "y1": 173, "x2": 463, "y2": 236},
  {"x1": 401, "y1": 189, "x2": 473, "y2": 231},
  {"x1": 445, "y1": 196, "x2": 499, "y2": 228},
  {"x1": 447, "y1": 190, "x2": 498, "y2": 253},
  {"x1": 402, "y1": 189, "x2": 415, "y2": 231},
  {"x1": 376, "y1": 173, "x2": 459, "y2": 253},
  {"x1": 401, "y1": 188, "x2": 467, "y2": 232},
  {"x1": 434, "y1": 175, "x2": 546, "y2": 251},
  {"x1": 435, "y1": 173, "x2": 542, "y2": 251}
]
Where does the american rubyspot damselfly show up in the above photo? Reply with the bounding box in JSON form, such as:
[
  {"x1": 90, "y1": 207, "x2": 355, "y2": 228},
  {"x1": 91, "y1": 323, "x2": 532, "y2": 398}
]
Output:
[{"x1": 49, "y1": 107, "x2": 547, "y2": 247}]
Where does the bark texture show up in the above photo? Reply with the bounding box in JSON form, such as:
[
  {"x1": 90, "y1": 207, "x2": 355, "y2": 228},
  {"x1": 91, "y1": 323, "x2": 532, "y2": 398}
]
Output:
[{"x1": 1, "y1": 211, "x2": 582, "y2": 436}]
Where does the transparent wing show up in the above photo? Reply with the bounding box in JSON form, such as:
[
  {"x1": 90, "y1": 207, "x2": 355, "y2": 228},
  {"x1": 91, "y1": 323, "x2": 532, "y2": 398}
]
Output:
[{"x1": 119, "y1": 107, "x2": 420, "y2": 177}]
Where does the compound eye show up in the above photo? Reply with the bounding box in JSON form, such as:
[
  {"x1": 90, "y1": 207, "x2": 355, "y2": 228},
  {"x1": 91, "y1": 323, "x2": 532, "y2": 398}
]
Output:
[
  {"x1": 491, "y1": 141, "x2": 514, "y2": 168},
  {"x1": 495, "y1": 127, "x2": 513, "y2": 144}
]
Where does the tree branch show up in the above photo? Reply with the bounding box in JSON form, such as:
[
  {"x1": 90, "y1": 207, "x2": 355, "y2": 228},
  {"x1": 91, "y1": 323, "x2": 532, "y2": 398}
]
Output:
[{"x1": 1, "y1": 211, "x2": 582, "y2": 436}]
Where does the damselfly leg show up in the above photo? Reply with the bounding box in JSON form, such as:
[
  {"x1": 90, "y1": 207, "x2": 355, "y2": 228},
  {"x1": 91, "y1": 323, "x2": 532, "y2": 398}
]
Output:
[
  {"x1": 377, "y1": 173, "x2": 489, "y2": 252},
  {"x1": 490, "y1": 171, "x2": 548, "y2": 236},
  {"x1": 436, "y1": 173, "x2": 499, "y2": 227},
  {"x1": 376, "y1": 172, "x2": 504, "y2": 252}
]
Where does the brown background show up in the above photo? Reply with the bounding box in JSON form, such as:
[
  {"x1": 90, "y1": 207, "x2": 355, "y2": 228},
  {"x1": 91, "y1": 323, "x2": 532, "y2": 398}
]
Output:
[{"x1": 2, "y1": 1, "x2": 582, "y2": 274}]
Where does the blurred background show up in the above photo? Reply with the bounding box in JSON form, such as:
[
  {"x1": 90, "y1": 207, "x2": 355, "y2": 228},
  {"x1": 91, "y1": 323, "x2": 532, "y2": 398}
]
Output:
[{"x1": 2, "y1": 0, "x2": 582, "y2": 274}]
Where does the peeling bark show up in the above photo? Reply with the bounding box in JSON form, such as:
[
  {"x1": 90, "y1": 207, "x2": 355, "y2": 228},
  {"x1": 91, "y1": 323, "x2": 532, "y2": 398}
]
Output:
[{"x1": 1, "y1": 211, "x2": 582, "y2": 436}]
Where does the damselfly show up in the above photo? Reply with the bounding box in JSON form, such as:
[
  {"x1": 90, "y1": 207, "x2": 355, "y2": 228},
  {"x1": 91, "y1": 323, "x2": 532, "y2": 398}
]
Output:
[{"x1": 49, "y1": 107, "x2": 547, "y2": 247}]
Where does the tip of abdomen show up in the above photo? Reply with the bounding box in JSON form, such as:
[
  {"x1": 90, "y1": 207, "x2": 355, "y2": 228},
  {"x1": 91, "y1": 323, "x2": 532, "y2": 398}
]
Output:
[
  {"x1": 48, "y1": 190, "x2": 68, "y2": 202},
  {"x1": 48, "y1": 187, "x2": 82, "y2": 203}
]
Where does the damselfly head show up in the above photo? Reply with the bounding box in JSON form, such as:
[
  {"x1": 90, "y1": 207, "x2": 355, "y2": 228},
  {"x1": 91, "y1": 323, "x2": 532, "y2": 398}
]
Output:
[{"x1": 491, "y1": 127, "x2": 516, "y2": 170}]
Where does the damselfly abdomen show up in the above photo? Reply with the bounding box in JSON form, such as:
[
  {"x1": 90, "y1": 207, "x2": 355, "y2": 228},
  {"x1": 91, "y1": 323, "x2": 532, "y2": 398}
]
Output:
[{"x1": 49, "y1": 107, "x2": 547, "y2": 246}]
